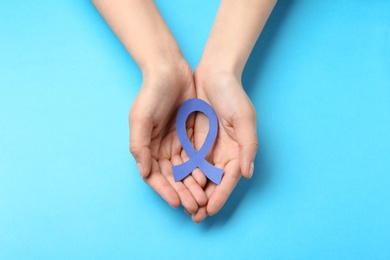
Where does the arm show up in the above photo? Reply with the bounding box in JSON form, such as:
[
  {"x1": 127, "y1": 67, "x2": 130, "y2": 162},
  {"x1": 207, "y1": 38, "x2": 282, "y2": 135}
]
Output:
[
  {"x1": 192, "y1": 0, "x2": 277, "y2": 222},
  {"x1": 92, "y1": 0, "x2": 207, "y2": 212},
  {"x1": 199, "y1": 0, "x2": 276, "y2": 77},
  {"x1": 92, "y1": 0, "x2": 183, "y2": 74}
]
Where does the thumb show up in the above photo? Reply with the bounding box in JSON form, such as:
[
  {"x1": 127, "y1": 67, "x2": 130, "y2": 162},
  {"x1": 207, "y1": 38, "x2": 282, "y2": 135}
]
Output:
[
  {"x1": 234, "y1": 111, "x2": 258, "y2": 179},
  {"x1": 129, "y1": 111, "x2": 153, "y2": 178}
]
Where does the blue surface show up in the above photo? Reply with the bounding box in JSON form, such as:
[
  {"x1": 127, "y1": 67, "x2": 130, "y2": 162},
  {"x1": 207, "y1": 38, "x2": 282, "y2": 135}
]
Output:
[{"x1": 1, "y1": 0, "x2": 390, "y2": 259}]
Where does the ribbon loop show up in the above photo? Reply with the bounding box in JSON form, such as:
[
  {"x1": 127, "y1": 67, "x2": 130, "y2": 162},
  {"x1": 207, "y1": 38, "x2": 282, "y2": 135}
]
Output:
[{"x1": 172, "y1": 98, "x2": 224, "y2": 185}]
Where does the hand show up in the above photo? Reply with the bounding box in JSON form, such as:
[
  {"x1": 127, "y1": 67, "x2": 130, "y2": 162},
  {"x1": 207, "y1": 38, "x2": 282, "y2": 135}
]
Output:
[
  {"x1": 94, "y1": 0, "x2": 274, "y2": 221},
  {"x1": 129, "y1": 61, "x2": 207, "y2": 213},
  {"x1": 189, "y1": 66, "x2": 258, "y2": 222},
  {"x1": 184, "y1": 0, "x2": 275, "y2": 221}
]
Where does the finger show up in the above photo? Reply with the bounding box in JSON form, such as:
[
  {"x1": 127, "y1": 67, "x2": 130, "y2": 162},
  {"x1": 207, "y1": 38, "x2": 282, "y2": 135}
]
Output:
[
  {"x1": 192, "y1": 206, "x2": 207, "y2": 223},
  {"x1": 177, "y1": 151, "x2": 208, "y2": 207},
  {"x1": 143, "y1": 159, "x2": 180, "y2": 208},
  {"x1": 180, "y1": 149, "x2": 207, "y2": 188},
  {"x1": 184, "y1": 208, "x2": 192, "y2": 216},
  {"x1": 207, "y1": 160, "x2": 241, "y2": 216},
  {"x1": 192, "y1": 168, "x2": 208, "y2": 188},
  {"x1": 182, "y1": 174, "x2": 208, "y2": 207},
  {"x1": 192, "y1": 182, "x2": 215, "y2": 223},
  {"x1": 234, "y1": 107, "x2": 258, "y2": 179},
  {"x1": 160, "y1": 158, "x2": 199, "y2": 214},
  {"x1": 129, "y1": 107, "x2": 153, "y2": 178},
  {"x1": 177, "y1": 140, "x2": 208, "y2": 206}
]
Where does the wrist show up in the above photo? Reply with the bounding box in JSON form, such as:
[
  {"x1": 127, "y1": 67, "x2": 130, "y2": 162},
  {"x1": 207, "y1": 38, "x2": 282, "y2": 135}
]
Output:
[
  {"x1": 194, "y1": 63, "x2": 243, "y2": 101},
  {"x1": 197, "y1": 52, "x2": 244, "y2": 79},
  {"x1": 194, "y1": 62, "x2": 241, "y2": 87},
  {"x1": 141, "y1": 54, "x2": 190, "y2": 80},
  {"x1": 140, "y1": 57, "x2": 193, "y2": 97},
  {"x1": 139, "y1": 45, "x2": 186, "y2": 76}
]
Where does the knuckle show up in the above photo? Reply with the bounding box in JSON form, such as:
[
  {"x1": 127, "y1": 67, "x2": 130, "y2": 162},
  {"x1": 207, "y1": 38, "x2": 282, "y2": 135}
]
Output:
[
  {"x1": 129, "y1": 142, "x2": 139, "y2": 156},
  {"x1": 250, "y1": 142, "x2": 259, "y2": 151}
]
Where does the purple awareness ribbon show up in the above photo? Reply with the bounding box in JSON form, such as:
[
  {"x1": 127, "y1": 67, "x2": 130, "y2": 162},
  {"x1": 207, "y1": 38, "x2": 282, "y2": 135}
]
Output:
[{"x1": 172, "y1": 98, "x2": 224, "y2": 185}]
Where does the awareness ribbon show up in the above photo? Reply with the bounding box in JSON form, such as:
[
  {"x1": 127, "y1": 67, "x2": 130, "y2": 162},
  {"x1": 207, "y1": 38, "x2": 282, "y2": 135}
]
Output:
[{"x1": 172, "y1": 98, "x2": 224, "y2": 185}]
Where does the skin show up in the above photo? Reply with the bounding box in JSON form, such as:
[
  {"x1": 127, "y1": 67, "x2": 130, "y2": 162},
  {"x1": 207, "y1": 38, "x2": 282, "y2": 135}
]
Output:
[
  {"x1": 92, "y1": 0, "x2": 276, "y2": 222},
  {"x1": 191, "y1": 0, "x2": 277, "y2": 222},
  {"x1": 92, "y1": 0, "x2": 207, "y2": 213}
]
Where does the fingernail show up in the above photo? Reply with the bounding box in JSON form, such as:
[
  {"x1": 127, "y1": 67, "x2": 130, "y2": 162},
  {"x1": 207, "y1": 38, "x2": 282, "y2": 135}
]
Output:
[
  {"x1": 249, "y1": 162, "x2": 254, "y2": 178},
  {"x1": 137, "y1": 162, "x2": 144, "y2": 177}
]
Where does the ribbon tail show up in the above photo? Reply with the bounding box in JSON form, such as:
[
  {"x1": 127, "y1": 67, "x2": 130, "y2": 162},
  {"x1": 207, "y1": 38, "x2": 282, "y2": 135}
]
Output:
[
  {"x1": 199, "y1": 161, "x2": 224, "y2": 185},
  {"x1": 172, "y1": 159, "x2": 198, "y2": 182}
]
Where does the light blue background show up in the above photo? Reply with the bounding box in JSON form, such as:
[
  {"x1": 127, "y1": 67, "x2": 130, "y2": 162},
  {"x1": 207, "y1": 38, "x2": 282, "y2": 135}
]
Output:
[{"x1": 1, "y1": 1, "x2": 390, "y2": 259}]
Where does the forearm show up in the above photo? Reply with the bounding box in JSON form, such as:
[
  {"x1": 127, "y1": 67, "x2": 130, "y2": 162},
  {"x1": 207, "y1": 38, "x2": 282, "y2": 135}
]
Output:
[
  {"x1": 92, "y1": 0, "x2": 184, "y2": 74},
  {"x1": 199, "y1": 0, "x2": 277, "y2": 77}
]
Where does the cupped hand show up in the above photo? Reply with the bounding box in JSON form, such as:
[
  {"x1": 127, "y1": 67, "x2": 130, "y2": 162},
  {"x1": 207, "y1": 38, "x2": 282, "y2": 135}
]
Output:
[
  {"x1": 190, "y1": 66, "x2": 258, "y2": 222},
  {"x1": 129, "y1": 61, "x2": 207, "y2": 213}
]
